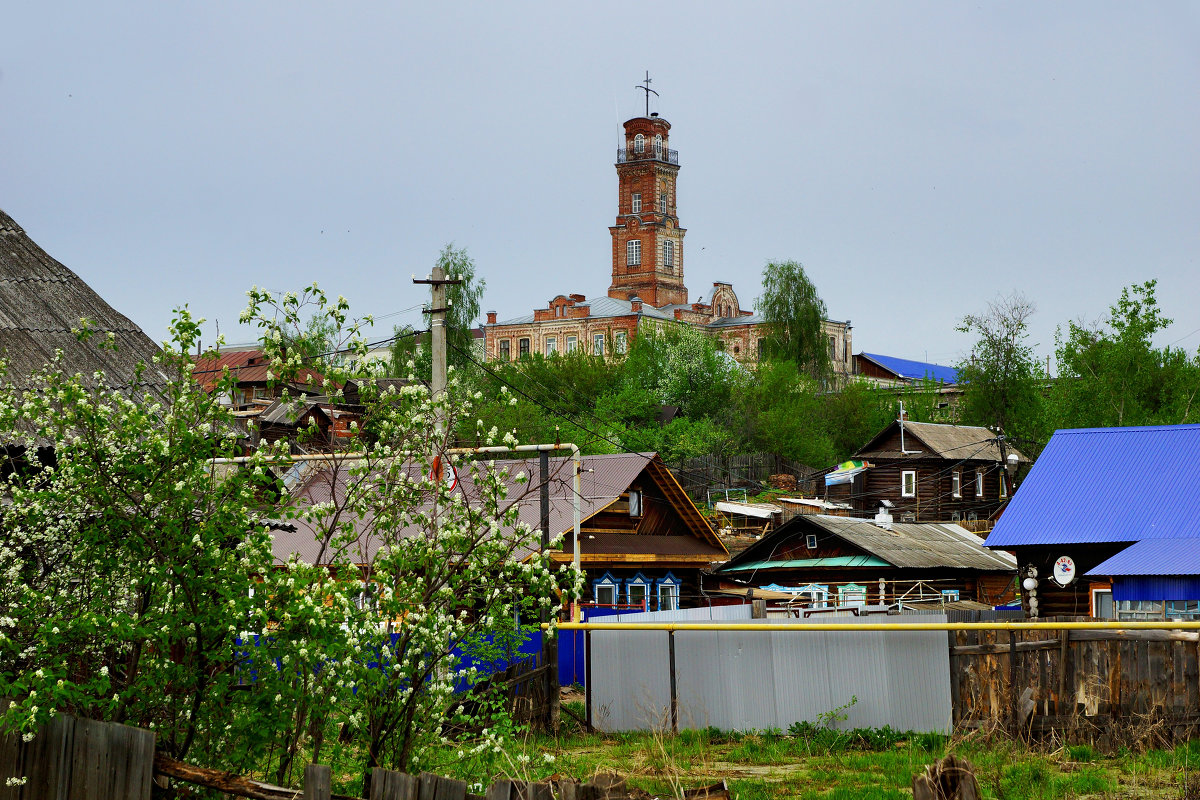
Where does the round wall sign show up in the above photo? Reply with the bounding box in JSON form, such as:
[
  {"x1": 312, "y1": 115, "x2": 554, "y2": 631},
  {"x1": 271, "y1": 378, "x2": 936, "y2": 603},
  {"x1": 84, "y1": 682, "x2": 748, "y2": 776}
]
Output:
[{"x1": 1052, "y1": 555, "x2": 1076, "y2": 586}]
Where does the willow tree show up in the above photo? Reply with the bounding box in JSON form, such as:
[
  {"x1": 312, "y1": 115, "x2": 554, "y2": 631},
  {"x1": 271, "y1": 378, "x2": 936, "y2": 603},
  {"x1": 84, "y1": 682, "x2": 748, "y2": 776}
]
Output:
[{"x1": 754, "y1": 259, "x2": 831, "y2": 380}]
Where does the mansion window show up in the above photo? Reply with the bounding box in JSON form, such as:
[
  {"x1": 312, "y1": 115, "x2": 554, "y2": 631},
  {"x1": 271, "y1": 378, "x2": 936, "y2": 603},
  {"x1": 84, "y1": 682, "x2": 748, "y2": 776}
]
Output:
[
  {"x1": 627, "y1": 239, "x2": 641, "y2": 266},
  {"x1": 634, "y1": 133, "x2": 645, "y2": 154},
  {"x1": 518, "y1": 337, "x2": 530, "y2": 358},
  {"x1": 660, "y1": 192, "x2": 668, "y2": 212},
  {"x1": 593, "y1": 333, "x2": 605, "y2": 356},
  {"x1": 901, "y1": 470, "x2": 916, "y2": 497},
  {"x1": 615, "y1": 330, "x2": 628, "y2": 354},
  {"x1": 566, "y1": 335, "x2": 577, "y2": 353},
  {"x1": 663, "y1": 240, "x2": 674, "y2": 268},
  {"x1": 498, "y1": 339, "x2": 511, "y2": 361},
  {"x1": 545, "y1": 336, "x2": 557, "y2": 355},
  {"x1": 828, "y1": 335, "x2": 837, "y2": 360},
  {"x1": 631, "y1": 192, "x2": 642, "y2": 213}
]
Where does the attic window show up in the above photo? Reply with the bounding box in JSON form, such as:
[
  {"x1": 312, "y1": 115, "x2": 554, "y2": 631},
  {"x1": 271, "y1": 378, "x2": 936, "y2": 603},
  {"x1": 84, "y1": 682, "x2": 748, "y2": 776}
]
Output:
[
  {"x1": 975, "y1": 470, "x2": 984, "y2": 497},
  {"x1": 901, "y1": 470, "x2": 916, "y2": 497},
  {"x1": 628, "y1": 490, "x2": 642, "y2": 517},
  {"x1": 952, "y1": 471, "x2": 961, "y2": 499},
  {"x1": 805, "y1": 534, "x2": 818, "y2": 550}
]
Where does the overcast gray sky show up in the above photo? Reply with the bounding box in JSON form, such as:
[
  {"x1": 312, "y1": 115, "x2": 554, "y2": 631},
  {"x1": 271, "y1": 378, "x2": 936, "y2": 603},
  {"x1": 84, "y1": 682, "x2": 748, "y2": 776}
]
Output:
[{"x1": 3, "y1": 2, "x2": 1197, "y2": 368}]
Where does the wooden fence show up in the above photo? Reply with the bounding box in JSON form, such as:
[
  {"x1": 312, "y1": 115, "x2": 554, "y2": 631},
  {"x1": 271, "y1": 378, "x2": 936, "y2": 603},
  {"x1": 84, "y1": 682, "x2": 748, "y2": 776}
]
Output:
[
  {"x1": 671, "y1": 453, "x2": 808, "y2": 498},
  {"x1": 950, "y1": 616, "x2": 1200, "y2": 746},
  {"x1": 0, "y1": 714, "x2": 154, "y2": 800}
]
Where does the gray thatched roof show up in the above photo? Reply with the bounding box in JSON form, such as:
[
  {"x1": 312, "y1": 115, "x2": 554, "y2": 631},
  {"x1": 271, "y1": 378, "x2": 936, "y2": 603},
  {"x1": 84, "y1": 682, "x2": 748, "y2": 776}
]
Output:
[{"x1": 0, "y1": 209, "x2": 166, "y2": 394}]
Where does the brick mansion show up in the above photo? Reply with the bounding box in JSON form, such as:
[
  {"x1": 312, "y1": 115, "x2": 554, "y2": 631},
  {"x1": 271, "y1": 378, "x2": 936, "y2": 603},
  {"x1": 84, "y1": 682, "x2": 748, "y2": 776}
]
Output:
[{"x1": 483, "y1": 107, "x2": 853, "y2": 373}]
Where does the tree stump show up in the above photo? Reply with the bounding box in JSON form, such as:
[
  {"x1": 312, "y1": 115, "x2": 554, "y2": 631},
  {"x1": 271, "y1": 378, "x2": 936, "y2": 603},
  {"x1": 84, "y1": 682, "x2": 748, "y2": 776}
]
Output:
[{"x1": 912, "y1": 754, "x2": 980, "y2": 800}]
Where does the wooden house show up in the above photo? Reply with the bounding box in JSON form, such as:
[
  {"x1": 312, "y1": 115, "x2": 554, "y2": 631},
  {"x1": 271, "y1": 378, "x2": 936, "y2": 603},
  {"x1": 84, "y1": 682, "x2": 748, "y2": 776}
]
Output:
[
  {"x1": 823, "y1": 420, "x2": 1027, "y2": 524},
  {"x1": 707, "y1": 513, "x2": 1017, "y2": 609},
  {"x1": 272, "y1": 452, "x2": 727, "y2": 611},
  {"x1": 191, "y1": 347, "x2": 325, "y2": 410},
  {"x1": 986, "y1": 424, "x2": 1200, "y2": 619}
]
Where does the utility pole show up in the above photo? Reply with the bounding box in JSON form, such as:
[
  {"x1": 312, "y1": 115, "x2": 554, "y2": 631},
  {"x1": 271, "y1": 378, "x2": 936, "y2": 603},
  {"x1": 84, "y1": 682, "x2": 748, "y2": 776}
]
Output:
[
  {"x1": 414, "y1": 266, "x2": 461, "y2": 535},
  {"x1": 539, "y1": 449, "x2": 560, "y2": 732}
]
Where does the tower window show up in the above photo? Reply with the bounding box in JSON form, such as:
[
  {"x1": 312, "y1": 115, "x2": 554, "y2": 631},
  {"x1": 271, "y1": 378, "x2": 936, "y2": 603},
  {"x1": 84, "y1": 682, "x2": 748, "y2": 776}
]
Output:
[
  {"x1": 663, "y1": 240, "x2": 674, "y2": 268},
  {"x1": 660, "y1": 192, "x2": 668, "y2": 212},
  {"x1": 654, "y1": 134, "x2": 662, "y2": 157},
  {"x1": 627, "y1": 239, "x2": 641, "y2": 266},
  {"x1": 634, "y1": 134, "x2": 645, "y2": 154},
  {"x1": 631, "y1": 193, "x2": 641, "y2": 213}
]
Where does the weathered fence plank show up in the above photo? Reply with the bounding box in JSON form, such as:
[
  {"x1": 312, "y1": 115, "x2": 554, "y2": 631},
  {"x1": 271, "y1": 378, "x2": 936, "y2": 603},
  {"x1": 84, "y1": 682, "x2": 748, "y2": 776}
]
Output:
[{"x1": 304, "y1": 763, "x2": 331, "y2": 800}]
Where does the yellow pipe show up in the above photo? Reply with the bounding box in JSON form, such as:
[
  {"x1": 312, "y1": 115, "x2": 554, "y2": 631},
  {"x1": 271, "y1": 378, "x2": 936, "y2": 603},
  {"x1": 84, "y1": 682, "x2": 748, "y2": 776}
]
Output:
[{"x1": 549, "y1": 620, "x2": 1200, "y2": 632}]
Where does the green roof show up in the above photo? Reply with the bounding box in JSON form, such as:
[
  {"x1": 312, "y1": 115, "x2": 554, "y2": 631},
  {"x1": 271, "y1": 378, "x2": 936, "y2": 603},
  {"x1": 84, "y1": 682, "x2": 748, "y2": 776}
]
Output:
[{"x1": 722, "y1": 555, "x2": 891, "y2": 572}]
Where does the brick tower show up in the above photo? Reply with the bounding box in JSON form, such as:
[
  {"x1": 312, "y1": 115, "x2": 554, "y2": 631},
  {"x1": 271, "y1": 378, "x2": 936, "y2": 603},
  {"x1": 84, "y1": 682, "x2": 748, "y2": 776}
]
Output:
[{"x1": 607, "y1": 114, "x2": 688, "y2": 307}]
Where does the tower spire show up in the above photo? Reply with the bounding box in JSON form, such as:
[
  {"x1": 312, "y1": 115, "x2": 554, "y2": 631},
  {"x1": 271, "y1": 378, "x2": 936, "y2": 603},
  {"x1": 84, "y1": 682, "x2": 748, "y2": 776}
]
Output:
[{"x1": 636, "y1": 70, "x2": 659, "y2": 117}]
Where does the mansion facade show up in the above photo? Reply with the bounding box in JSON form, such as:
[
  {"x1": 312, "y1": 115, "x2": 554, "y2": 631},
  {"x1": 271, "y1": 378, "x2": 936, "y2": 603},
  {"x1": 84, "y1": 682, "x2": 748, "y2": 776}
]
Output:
[{"x1": 484, "y1": 111, "x2": 853, "y2": 372}]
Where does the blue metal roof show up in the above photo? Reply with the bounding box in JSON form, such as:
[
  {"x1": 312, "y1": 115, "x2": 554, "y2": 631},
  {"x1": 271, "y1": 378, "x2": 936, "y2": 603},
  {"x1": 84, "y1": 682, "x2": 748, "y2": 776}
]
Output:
[
  {"x1": 859, "y1": 352, "x2": 959, "y2": 384},
  {"x1": 1086, "y1": 538, "x2": 1200, "y2": 577},
  {"x1": 986, "y1": 424, "x2": 1200, "y2": 548}
]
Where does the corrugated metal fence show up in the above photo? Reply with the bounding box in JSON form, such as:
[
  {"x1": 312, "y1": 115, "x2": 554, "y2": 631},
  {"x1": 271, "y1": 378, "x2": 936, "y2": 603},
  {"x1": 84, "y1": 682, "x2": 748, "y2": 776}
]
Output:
[{"x1": 588, "y1": 612, "x2": 953, "y2": 734}]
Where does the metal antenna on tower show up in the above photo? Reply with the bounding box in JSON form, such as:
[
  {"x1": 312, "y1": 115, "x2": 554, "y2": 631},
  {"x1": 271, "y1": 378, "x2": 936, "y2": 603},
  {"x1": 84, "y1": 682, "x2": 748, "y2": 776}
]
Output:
[{"x1": 636, "y1": 70, "x2": 659, "y2": 116}]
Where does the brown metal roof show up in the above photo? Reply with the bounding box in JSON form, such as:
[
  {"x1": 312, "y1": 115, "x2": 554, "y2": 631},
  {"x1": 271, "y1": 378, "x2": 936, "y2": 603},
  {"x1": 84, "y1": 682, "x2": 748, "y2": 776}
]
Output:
[
  {"x1": 191, "y1": 348, "x2": 325, "y2": 393},
  {"x1": 273, "y1": 452, "x2": 723, "y2": 566},
  {"x1": 0, "y1": 209, "x2": 167, "y2": 396}
]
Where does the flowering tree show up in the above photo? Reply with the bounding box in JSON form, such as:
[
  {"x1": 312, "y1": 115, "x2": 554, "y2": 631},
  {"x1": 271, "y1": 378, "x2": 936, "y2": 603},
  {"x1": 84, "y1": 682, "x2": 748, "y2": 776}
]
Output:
[
  {"x1": 0, "y1": 310, "x2": 345, "y2": 776},
  {"x1": 243, "y1": 287, "x2": 581, "y2": 783},
  {"x1": 1, "y1": 287, "x2": 580, "y2": 794}
]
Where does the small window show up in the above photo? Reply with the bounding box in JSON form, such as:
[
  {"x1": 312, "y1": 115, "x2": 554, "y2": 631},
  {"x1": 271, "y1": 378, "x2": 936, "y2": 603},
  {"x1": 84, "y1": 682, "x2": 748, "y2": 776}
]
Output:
[
  {"x1": 1000, "y1": 473, "x2": 1008, "y2": 498},
  {"x1": 941, "y1": 589, "x2": 961, "y2": 602},
  {"x1": 805, "y1": 534, "x2": 818, "y2": 550},
  {"x1": 901, "y1": 512, "x2": 916, "y2": 522},
  {"x1": 518, "y1": 338, "x2": 530, "y2": 358},
  {"x1": 663, "y1": 239, "x2": 674, "y2": 268},
  {"x1": 628, "y1": 489, "x2": 642, "y2": 517},
  {"x1": 660, "y1": 192, "x2": 668, "y2": 212},
  {"x1": 838, "y1": 583, "x2": 867, "y2": 608},
  {"x1": 498, "y1": 339, "x2": 511, "y2": 361},
  {"x1": 627, "y1": 239, "x2": 641, "y2": 266},
  {"x1": 593, "y1": 333, "x2": 605, "y2": 356},
  {"x1": 626, "y1": 575, "x2": 649, "y2": 610},
  {"x1": 545, "y1": 336, "x2": 557, "y2": 355},
  {"x1": 634, "y1": 133, "x2": 645, "y2": 154},
  {"x1": 653, "y1": 134, "x2": 662, "y2": 157},
  {"x1": 975, "y1": 471, "x2": 984, "y2": 497},
  {"x1": 594, "y1": 584, "x2": 615, "y2": 607},
  {"x1": 615, "y1": 331, "x2": 628, "y2": 354},
  {"x1": 566, "y1": 335, "x2": 577, "y2": 353},
  {"x1": 657, "y1": 582, "x2": 678, "y2": 611},
  {"x1": 1092, "y1": 589, "x2": 1114, "y2": 619},
  {"x1": 828, "y1": 335, "x2": 837, "y2": 360},
  {"x1": 950, "y1": 511, "x2": 962, "y2": 522},
  {"x1": 631, "y1": 192, "x2": 642, "y2": 213},
  {"x1": 951, "y1": 472, "x2": 961, "y2": 498},
  {"x1": 901, "y1": 470, "x2": 916, "y2": 497}
]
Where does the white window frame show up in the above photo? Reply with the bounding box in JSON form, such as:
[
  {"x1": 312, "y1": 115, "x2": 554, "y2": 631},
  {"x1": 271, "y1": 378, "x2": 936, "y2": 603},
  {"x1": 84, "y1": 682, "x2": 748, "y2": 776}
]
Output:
[
  {"x1": 975, "y1": 470, "x2": 984, "y2": 497},
  {"x1": 901, "y1": 470, "x2": 916, "y2": 498},
  {"x1": 1000, "y1": 473, "x2": 1008, "y2": 498},
  {"x1": 1092, "y1": 588, "x2": 1114, "y2": 619},
  {"x1": 653, "y1": 134, "x2": 662, "y2": 157},
  {"x1": 951, "y1": 471, "x2": 961, "y2": 499},
  {"x1": 615, "y1": 330, "x2": 628, "y2": 354},
  {"x1": 631, "y1": 192, "x2": 642, "y2": 213},
  {"x1": 663, "y1": 239, "x2": 674, "y2": 268},
  {"x1": 593, "y1": 333, "x2": 605, "y2": 356},
  {"x1": 660, "y1": 191, "x2": 668, "y2": 212},
  {"x1": 627, "y1": 489, "x2": 642, "y2": 517},
  {"x1": 838, "y1": 583, "x2": 867, "y2": 608},
  {"x1": 593, "y1": 573, "x2": 618, "y2": 607},
  {"x1": 627, "y1": 239, "x2": 641, "y2": 266},
  {"x1": 805, "y1": 534, "x2": 818, "y2": 550},
  {"x1": 795, "y1": 583, "x2": 830, "y2": 609},
  {"x1": 625, "y1": 574, "x2": 649, "y2": 610},
  {"x1": 633, "y1": 133, "x2": 644, "y2": 154},
  {"x1": 656, "y1": 572, "x2": 680, "y2": 611},
  {"x1": 545, "y1": 336, "x2": 557, "y2": 355},
  {"x1": 566, "y1": 335, "x2": 577, "y2": 353}
]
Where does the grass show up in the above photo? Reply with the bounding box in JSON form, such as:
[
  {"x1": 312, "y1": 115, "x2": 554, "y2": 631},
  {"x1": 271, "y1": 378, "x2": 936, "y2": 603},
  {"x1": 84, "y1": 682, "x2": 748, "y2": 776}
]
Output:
[{"x1": 416, "y1": 724, "x2": 1200, "y2": 799}]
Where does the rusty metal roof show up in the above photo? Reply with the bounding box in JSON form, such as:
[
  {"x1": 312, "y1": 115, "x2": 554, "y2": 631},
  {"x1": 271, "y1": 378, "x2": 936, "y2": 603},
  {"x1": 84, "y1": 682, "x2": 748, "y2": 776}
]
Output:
[{"x1": 191, "y1": 348, "x2": 325, "y2": 393}]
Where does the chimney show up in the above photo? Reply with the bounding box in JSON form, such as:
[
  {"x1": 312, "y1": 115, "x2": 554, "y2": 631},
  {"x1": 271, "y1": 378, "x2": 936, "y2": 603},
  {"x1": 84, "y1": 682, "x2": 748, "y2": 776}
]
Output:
[
  {"x1": 874, "y1": 505, "x2": 894, "y2": 531},
  {"x1": 486, "y1": 311, "x2": 497, "y2": 325},
  {"x1": 630, "y1": 296, "x2": 642, "y2": 313}
]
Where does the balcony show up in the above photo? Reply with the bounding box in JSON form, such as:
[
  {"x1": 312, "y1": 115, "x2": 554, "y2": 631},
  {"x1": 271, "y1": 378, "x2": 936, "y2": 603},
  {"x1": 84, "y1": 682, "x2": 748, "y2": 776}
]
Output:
[{"x1": 617, "y1": 147, "x2": 679, "y2": 165}]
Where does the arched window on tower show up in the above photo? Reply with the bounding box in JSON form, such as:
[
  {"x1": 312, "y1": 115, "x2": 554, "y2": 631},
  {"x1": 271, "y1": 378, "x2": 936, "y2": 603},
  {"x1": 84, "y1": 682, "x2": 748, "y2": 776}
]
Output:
[
  {"x1": 634, "y1": 134, "x2": 645, "y2": 154},
  {"x1": 653, "y1": 134, "x2": 663, "y2": 158}
]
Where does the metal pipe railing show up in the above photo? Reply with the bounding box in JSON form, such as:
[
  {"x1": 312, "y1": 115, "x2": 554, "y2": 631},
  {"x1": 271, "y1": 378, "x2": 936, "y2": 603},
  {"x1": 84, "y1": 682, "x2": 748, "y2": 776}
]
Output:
[{"x1": 552, "y1": 620, "x2": 1200, "y2": 632}]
